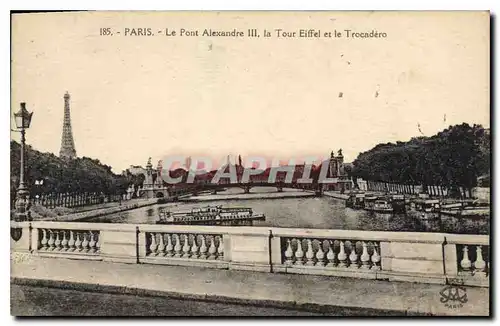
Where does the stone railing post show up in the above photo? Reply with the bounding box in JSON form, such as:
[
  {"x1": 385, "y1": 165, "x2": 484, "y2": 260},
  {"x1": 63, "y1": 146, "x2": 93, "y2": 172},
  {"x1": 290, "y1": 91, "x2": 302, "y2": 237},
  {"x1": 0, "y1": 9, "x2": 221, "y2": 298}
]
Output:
[
  {"x1": 30, "y1": 223, "x2": 39, "y2": 252},
  {"x1": 443, "y1": 241, "x2": 458, "y2": 276},
  {"x1": 225, "y1": 228, "x2": 272, "y2": 272},
  {"x1": 379, "y1": 233, "x2": 446, "y2": 284},
  {"x1": 269, "y1": 231, "x2": 283, "y2": 271},
  {"x1": 10, "y1": 221, "x2": 32, "y2": 253},
  {"x1": 137, "y1": 227, "x2": 147, "y2": 259},
  {"x1": 222, "y1": 233, "x2": 231, "y2": 262},
  {"x1": 98, "y1": 224, "x2": 138, "y2": 263}
]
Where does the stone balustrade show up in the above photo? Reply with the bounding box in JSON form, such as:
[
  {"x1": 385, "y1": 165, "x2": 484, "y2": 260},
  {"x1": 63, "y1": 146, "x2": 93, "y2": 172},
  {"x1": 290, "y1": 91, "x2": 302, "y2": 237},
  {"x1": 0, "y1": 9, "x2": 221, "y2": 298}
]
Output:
[
  {"x1": 143, "y1": 231, "x2": 227, "y2": 268},
  {"x1": 10, "y1": 221, "x2": 490, "y2": 287},
  {"x1": 17, "y1": 221, "x2": 105, "y2": 260},
  {"x1": 38, "y1": 229, "x2": 101, "y2": 255},
  {"x1": 281, "y1": 237, "x2": 381, "y2": 270},
  {"x1": 444, "y1": 234, "x2": 489, "y2": 287}
]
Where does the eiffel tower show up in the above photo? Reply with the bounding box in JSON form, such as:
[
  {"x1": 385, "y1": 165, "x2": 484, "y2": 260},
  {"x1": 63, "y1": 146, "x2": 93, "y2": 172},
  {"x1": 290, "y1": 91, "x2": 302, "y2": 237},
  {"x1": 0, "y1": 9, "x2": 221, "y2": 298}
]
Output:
[{"x1": 59, "y1": 91, "x2": 77, "y2": 159}]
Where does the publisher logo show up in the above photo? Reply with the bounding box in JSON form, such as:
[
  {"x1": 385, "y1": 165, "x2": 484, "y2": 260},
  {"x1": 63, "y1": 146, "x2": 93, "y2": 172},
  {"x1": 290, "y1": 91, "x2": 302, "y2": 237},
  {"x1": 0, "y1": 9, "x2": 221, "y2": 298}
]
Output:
[{"x1": 439, "y1": 284, "x2": 468, "y2": 309}]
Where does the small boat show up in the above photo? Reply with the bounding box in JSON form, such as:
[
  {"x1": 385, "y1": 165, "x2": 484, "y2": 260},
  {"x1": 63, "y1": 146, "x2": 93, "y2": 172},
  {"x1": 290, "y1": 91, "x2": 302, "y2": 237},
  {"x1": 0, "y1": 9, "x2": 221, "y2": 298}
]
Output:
[{"x1": 156, "y1": 205, "x2": 265, "y2": 226}]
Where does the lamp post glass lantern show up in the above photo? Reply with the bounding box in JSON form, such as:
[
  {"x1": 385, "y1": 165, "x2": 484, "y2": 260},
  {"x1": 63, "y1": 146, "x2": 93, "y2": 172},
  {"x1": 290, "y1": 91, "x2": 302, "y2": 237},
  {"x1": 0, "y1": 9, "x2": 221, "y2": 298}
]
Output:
[{"x1": 13, "y1": 102, "x2": 33, "y2": 221}]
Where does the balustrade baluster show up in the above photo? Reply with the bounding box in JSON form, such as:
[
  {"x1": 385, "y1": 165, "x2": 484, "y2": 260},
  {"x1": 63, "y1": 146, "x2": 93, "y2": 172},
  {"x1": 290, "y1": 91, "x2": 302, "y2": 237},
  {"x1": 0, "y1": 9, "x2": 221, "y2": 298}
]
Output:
[
  {"x1": 68, "y1": 231, "x2": 76, "y2": 251},
  {"x1": 54, "y1": 230, "x2": 62, "y2": 251},
  {"x1": 208, "y1": 236, "x2": 217, "y2": 259},
  {"x1": 182, "y1": 234, "x2": 191, "y2": 258},
  {"x1": 47, "y1": 230, "x2": 55, "y2": 251},
  {"x1": 81, "y1": 232, "x2": 90, "y2": 253},
  {"x1": 460, "y1": 245, "x2": 472, "y2": 273},
  {"x1": 89, "y1": 232, "x2": 97, "y2": 253},
  {"x1": 174, "y1": 234, "x2": 183, "y2": 257},
  {"x1": 217, "y1": 236, "x2": 224, "y2": 260},
  {"x1": 315, "y1": 240, "x2": 325, "y2": 266},
  {"x1": 338, "y1": 241, "x2": 347, "y2": 267},
  {"x1": 157, "y1": 233, "x2": 166, "y2": 256},
  {"x1": 40, "y1": 229, "x2": 48, "y2": 250},
  {"x1": 473, "y1": 245, "x2": 487, "y2": 277},
  {"x1": 371, "y1": 244, "x2": 381, "y2": 270},
  {"x1": 284, "y1": 239, "x2": 294, "y2": 265},
  {"x1": 165, "y1": 234, "x2": 174, "y2": 257},
  {"x1": 360, "y1": 242, "x2": 370, "y2": 269},
  {"x1": 305, "y1": 239, "x2": 315, "y2": 266},
  {"x1": 74, "y1": 232, "x2": 82, "y2": 252},
  {"x1": 199, "y1": 235, "x2": 208, "y2": 259},
  {"x1": 191, "y1": 235, "x2": 199, "y2": 259},
  {"x1": 326, "y1": 241, "x2": 336, "y2": 267},
  {"x1": 349, "y1": 242, "x2": 359, "y2": 269},
  {"x1": 294, "y1": 239, "x2": 304, "y2": 265},
  {"x1": 149, "y1": 233, "x2": 158, "y2": 256}
]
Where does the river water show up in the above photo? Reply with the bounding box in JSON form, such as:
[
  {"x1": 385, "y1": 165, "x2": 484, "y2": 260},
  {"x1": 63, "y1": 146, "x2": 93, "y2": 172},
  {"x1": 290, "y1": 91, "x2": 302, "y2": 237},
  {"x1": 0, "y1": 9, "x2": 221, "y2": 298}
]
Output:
[{"x1": 88, "y1": 187, "x2": 489, "y2": 235}]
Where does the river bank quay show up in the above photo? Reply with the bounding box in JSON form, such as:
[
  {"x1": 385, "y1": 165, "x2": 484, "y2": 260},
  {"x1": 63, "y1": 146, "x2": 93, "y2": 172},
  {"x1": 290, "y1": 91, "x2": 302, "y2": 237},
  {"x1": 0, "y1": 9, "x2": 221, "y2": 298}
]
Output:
[
  {"x1": 323, "y1": 191, "x2": 350, "y2": 200},
  {"x1": 36, "y1": 198, "x2": 158, "y2": 222}
]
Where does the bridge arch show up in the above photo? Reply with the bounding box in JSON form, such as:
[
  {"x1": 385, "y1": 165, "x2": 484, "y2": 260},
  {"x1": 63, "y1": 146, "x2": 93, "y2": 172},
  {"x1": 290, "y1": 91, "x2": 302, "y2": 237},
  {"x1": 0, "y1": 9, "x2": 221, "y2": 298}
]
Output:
[{"x1": 155, "y1": 190, "x2": 166, "y2": 198}]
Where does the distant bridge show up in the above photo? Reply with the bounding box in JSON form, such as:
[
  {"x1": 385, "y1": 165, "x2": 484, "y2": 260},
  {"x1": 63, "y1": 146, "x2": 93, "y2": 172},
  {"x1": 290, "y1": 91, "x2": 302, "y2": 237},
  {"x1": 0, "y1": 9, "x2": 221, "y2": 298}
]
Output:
[{"x1": 166, "y1": 181, "x2": 324, "y2": 199}]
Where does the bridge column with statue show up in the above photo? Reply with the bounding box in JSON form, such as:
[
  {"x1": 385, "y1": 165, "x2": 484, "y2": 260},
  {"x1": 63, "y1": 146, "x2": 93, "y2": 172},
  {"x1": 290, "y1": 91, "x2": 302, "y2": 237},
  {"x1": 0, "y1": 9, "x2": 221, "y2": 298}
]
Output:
[
  {"x1": 138, "y1": 158, "x2": 170, "y2": 199},
  {"x1": 326, "y1": 149, "x2": 352, "y2": 193}
]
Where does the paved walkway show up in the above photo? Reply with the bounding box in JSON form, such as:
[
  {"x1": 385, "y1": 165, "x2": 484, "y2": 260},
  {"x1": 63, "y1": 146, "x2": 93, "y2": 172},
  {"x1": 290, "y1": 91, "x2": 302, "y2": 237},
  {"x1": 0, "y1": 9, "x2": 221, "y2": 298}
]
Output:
[
  {"x1": 11, "y1": 256, "x2": 489, "y2": 316},
  {"x1": 11, "y1": 284, "x2": 324, "y2": 316}
]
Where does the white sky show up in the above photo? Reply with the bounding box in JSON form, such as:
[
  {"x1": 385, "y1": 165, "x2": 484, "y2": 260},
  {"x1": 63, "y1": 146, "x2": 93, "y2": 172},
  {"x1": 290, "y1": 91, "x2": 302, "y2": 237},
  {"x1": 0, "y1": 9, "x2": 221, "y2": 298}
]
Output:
[{"x1": 11, "y1": 11, "x2": 490, "y2": 172}]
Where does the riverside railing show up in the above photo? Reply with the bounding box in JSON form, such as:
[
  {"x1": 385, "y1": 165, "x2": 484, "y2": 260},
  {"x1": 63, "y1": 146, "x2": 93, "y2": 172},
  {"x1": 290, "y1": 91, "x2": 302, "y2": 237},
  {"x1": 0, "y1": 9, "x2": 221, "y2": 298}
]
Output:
[
  {"x1": 365, "y1": 180, "x2": 476, "y2": 199},
  {"x1": 11, "y1": 221, "x2": 489, "y2": 287},
  {"x1": 29, "y1": 192, "x2": 123, "y2": 209}
]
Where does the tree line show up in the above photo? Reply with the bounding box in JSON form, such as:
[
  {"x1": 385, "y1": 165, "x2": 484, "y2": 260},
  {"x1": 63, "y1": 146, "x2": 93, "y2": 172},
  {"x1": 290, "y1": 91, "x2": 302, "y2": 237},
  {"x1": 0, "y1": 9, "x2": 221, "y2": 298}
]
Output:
[
  {"x1": 350, "y1": 123, "x2": 490, "y2": 197},
  {"x1": 10, "y1": 141, "x2": 134, "y2": 203}
]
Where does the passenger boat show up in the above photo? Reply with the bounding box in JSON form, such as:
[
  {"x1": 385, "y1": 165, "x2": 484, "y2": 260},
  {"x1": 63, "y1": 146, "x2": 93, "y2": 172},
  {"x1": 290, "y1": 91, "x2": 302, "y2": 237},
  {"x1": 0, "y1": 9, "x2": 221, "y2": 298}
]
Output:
[{"x1": 156, "y1": 205, "x2": 265, "y2": 226}]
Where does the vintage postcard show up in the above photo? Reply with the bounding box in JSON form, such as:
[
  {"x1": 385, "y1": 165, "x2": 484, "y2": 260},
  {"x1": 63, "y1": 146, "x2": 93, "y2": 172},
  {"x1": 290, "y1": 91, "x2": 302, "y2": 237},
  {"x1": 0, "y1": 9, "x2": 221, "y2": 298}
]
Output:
[{"x1": 10, "y1": 11, "x2": 490, "y2": 317}]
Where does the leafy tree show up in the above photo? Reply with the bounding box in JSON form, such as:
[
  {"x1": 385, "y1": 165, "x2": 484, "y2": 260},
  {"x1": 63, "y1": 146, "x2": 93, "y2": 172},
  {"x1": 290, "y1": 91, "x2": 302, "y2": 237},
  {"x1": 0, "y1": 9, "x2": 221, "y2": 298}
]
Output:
[
  {"x1": 11, "y1": 141, "x2": 130, "y2": 198},
  {"x1": 351, "y1": 124, "x2": 490, "y2": 197}
]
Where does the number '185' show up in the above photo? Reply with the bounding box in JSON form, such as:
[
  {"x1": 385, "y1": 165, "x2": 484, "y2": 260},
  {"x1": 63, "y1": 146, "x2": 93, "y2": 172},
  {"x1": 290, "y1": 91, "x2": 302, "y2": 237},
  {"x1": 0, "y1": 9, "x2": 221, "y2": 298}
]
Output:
[{"x1": 100, "y1": 28, "x2": 112, "y2": 36}]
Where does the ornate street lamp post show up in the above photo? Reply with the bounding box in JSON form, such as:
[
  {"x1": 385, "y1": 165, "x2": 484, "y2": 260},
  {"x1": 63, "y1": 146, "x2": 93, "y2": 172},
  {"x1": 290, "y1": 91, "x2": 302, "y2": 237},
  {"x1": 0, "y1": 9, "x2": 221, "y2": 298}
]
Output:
[{"x1": 13, "y1": 102, "x2": 34, "y2": 222}]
